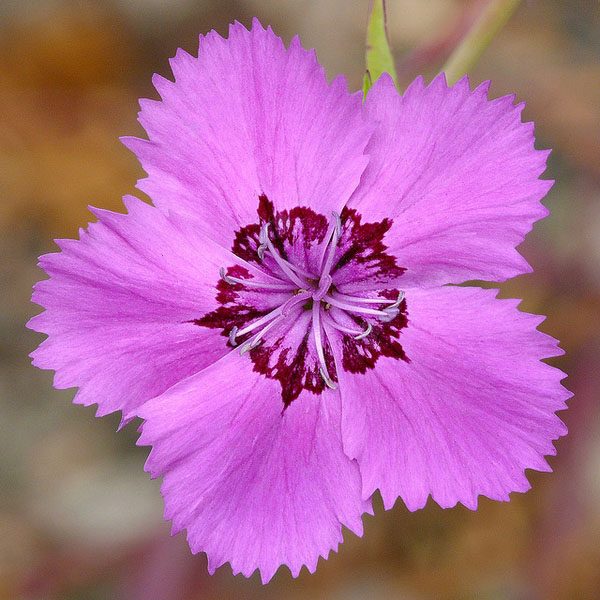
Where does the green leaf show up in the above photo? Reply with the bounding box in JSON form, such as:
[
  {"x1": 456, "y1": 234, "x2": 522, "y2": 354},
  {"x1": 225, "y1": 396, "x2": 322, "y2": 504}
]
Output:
[{"x1": 363, "y1": 0, "x2": 398, "y2": 97}]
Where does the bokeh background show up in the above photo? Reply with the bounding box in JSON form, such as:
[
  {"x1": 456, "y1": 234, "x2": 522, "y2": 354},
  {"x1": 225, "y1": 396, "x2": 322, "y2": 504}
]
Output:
[{"x1": 1, "y1": 1, "x2": 599, "y2": 598}]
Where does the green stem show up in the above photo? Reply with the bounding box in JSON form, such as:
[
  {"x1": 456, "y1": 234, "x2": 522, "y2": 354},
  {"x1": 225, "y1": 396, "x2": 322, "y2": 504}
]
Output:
[
  {"x1": 363, "y1": 0, "x2": 398, "y2": 97},
  {"x1": 443, "y1": 0, "x2": 522, "y2": 85}
]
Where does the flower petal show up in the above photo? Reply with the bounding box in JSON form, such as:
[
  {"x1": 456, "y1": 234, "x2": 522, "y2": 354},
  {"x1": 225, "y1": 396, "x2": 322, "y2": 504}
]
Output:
[
  {"x1": 122, "y1": 19, "x2": 371, "y2": 246},
  {"x1": 138, "y1": 350, "x2": 370, "y2": 583},
  {"x1": 350, "y1": 74, "x2": 553, "y2": 286},
  {"x1": 28, "y1": 196, "x2": 280, "y2": 420},
  {"x1": 333, "y1": 286, "x2": 570, "y2": 511}
]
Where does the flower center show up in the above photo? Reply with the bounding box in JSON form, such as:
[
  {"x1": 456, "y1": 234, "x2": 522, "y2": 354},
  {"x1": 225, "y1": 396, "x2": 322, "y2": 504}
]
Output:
[
  {"x1": 195, "y1": 195, "x2": 409, "y2": 406},
  {"x1": 221, "y1": 213, "x2": 404, "y2": 390}
]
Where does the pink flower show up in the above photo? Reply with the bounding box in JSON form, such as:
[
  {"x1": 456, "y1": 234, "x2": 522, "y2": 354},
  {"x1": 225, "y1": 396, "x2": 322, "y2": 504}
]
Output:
[{"x1": 29, "y1": 19, "x2": 570, "y2": 582}]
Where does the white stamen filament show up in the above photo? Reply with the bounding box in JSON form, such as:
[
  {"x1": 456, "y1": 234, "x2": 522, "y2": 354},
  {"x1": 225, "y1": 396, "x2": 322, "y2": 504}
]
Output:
[
  {"x1": 387, "y1": 290, "x2": 405, "y2": 309},
  {"x1": 233, "y1": 292, "x2": 310, "y2": 351},
  {"x1": 322, "y1": 294, "x2": 391, "y2": 319},
  {"x1": 332, "y1": 291, "x2": 403, "y2": 306},
  {"x1": 355, "y1": 321, "x2": 373, "y2": 340},
  {"x1": 219, "y1": 267, "x2": 295, "y2": 291},
  {"x1": 312, "y1": 300, "x2": 337, "y2": 389},
  {"x1": 257, "y1": 225, "x2": 315, "y2": 279},
  {"x1": 259, "y1": 224, "x2": 309, "y2": 289},
  {"x1": 239, "y1": 315, "x2": 283, "y2": 355},
  {"x1": 281, "y1": 291, "x2": 311, "y2": 316},
  {"x1": 231, "y1": 306, "x2": 284, "y2": 343},
  {"x1": 322, "y1": 313, "x2": 372, "y2": 340},
  {"x1": 314, "y1": 274, "x2": 332, "y2": 301},
  {"x1": 261, "y1": 249, "x2": 316, "y2": 280},
  {"x1": 317, "y1": 211, "x2": 341, "y2": 274},
  {"x1": 228, "y1": 326, "x2": 239, "y2": 346},
  {"x1": 318, "y1": 214, "x2": 342, "y2": 285},
  {"x1": 379, "y1": 308, "x2": 399, "y2": 322}
]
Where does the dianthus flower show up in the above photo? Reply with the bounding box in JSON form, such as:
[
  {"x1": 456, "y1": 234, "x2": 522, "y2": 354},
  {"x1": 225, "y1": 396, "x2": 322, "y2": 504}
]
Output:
[{"x1": 29, "y1": 19, "x2": 569, "y2": 582}]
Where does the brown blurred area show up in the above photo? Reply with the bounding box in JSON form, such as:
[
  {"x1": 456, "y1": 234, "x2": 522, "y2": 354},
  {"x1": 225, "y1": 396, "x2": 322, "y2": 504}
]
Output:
[{"x1": 1, "y1": 0, "x2": 599, "y2": 598}]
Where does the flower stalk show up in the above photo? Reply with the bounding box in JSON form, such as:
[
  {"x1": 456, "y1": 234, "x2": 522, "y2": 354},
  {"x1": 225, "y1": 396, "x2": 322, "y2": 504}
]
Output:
[
  {"x1": 442, "y1": 0, "x2": 523, "y2": 84},
  {"x1": 363, "y1": 0, "x2": 398, "y2": 96}
]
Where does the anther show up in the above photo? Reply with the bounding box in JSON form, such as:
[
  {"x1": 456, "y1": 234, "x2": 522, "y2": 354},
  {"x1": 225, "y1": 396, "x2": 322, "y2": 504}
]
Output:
[{"x1": 228, "y1": 326, "x2": 239, "y2": 347}]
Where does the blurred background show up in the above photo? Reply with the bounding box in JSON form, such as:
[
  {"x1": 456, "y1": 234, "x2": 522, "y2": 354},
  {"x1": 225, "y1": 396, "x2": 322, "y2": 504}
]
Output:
[{"x1": 1, "y1": 1, "x2": 599, "y2": 598}]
